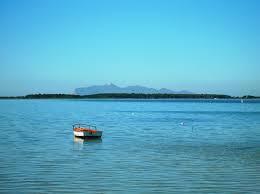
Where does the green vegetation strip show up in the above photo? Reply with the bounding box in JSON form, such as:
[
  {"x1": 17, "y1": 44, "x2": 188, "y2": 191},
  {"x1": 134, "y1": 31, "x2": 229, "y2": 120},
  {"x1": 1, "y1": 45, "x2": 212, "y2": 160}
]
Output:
[{"x1": 0, "y1": 93, "x2": 259, "y2": 99}]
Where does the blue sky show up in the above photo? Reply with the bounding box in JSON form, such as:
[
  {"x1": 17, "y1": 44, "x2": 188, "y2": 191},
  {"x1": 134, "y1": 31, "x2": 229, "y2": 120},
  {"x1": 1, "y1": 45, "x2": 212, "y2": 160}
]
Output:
[{"x1": 0, "y1": 0, "x2": 259, "y2": 96}]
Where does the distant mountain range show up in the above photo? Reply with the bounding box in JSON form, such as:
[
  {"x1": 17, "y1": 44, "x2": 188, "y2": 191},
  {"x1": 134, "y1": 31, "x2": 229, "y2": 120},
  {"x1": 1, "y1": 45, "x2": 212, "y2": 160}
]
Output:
[{"x1": 75, "y1": 84, "x2": 192, "y2": 95}]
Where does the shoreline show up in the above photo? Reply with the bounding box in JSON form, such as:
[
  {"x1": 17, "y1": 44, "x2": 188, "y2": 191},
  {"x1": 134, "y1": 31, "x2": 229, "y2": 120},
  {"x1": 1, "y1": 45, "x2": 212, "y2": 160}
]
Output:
[{"x1": 0, "y1": 93, "x2": 260, "y2": 100}]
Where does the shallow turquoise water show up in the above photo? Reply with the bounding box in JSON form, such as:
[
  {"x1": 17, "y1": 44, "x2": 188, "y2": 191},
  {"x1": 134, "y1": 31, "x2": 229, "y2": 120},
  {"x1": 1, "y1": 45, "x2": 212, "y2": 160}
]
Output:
[{"x1": 0, "y1": 99, "x2": 260, "y2": 193}]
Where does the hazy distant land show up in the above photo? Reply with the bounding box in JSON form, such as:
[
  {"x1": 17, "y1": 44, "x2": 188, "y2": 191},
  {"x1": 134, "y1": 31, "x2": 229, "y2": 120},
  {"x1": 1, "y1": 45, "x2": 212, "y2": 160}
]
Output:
[
  {"x1": 75, "y1": 84, "x2": 192, "y2": 95},
  {"x1": 1, "y1": 84, "x2": 260, "y2": 99}
]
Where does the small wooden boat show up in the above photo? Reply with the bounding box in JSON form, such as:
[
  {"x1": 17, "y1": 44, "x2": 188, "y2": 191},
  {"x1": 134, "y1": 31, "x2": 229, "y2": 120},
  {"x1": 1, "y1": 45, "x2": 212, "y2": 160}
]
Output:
[{"x1": 73, "y1": 124, "x2": 102, "y2": 138}]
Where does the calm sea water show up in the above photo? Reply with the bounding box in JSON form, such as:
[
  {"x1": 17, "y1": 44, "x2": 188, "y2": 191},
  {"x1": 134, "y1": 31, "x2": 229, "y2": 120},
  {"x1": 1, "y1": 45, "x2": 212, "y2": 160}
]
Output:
[{"x1": 0, "y1": 99, "x2": 260, "y2": 193}]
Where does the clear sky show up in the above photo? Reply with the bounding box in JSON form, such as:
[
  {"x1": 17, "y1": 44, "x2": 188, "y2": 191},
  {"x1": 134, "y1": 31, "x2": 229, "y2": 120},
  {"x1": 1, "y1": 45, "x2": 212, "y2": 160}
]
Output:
[{"x1": 0, "y1": 0, "x2": 259, "y2": 96}]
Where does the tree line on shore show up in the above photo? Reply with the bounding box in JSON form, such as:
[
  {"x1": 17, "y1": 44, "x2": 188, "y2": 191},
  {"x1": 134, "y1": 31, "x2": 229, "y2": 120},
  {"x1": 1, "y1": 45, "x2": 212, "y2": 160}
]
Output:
[{"x1": 0, "y1": 93, "x2": 259, "y2": 99}]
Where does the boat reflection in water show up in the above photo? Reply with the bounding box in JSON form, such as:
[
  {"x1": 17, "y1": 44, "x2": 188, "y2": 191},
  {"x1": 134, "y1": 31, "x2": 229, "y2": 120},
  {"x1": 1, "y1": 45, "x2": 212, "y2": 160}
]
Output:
[
  {"x1": 74, "y1": 136, "x2": 102, "y2": 143},
  {"x1": 73, "y1": 136, "x2": 102, "y2": 150}
]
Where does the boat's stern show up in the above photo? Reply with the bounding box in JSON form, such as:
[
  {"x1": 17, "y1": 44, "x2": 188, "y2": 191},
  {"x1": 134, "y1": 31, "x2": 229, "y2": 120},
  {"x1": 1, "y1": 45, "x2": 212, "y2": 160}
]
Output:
[{"x1": 73, "y1": 130, "x2": 102, "y2": 138}]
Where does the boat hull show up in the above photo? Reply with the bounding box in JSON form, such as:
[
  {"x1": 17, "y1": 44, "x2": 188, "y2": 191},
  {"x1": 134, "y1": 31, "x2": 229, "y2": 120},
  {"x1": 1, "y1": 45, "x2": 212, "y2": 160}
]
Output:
[{"x1": 73, "y1": 130, "x2": 102, "y2": 138}]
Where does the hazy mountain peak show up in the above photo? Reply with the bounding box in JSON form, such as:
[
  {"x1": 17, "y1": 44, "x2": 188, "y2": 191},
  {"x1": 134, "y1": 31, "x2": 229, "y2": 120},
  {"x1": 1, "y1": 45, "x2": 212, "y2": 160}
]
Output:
[{"x1": 107, "y1": 83, "x2": 117, "y2": 87}]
